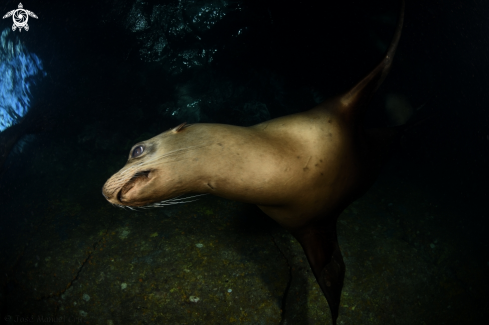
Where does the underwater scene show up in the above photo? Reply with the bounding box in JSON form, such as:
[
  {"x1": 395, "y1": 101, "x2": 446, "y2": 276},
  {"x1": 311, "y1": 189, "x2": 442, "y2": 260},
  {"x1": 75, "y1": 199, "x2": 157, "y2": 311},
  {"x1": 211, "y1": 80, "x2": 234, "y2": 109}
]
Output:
[{"x1": 0, "y1": 0, "x2": 487, "y2": 324}]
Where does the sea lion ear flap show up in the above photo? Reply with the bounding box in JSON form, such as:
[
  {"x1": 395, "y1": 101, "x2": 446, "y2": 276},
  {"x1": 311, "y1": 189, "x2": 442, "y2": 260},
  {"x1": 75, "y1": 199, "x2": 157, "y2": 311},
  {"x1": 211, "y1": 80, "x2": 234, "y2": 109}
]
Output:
[{"x1": 171, "y1": 122, "x2": 188, "y2": 133}]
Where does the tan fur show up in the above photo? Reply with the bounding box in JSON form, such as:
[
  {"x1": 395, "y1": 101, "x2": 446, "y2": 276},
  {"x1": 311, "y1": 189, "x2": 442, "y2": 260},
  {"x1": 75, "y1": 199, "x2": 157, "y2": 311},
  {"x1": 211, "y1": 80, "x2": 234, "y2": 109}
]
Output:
[{"x1": 102, "y1": 97, "x2": 382, "y2": 230}]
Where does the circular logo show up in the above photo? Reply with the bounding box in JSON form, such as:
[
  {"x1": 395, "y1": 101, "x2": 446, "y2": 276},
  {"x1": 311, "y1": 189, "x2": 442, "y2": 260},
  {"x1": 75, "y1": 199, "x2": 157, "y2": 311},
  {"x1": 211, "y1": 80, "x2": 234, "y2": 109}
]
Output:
[
  {"x1": 13, "y1": 9, "x2": 28, "y2": 28},
  {"x1": 2, "y1": 3, "x2": 38, "y2": 32}
]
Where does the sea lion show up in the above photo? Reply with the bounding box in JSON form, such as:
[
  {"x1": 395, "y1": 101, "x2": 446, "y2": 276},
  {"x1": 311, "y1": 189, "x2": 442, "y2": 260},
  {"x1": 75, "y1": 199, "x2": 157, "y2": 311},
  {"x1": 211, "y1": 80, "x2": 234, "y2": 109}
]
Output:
[{"x1": 102, "y1": 1, "x2": 405, "y2": 323}]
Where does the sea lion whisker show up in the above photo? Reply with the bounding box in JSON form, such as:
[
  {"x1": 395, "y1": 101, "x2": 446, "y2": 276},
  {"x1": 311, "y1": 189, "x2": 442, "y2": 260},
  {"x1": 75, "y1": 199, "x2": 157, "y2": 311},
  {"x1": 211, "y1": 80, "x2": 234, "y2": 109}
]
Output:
[
  {"x1": 165, "y1": 198, "x2": 201, "y2": 205},
  {"x1": 144, "y1": 194, "x2": 208, "y2": 208},
  {"x1": 166, "y1": 200, "x2": 194, "y2": 205},
  {"x1": 164, "y1": 194, "x2": 209, "y2": 202},
  {"x1": 142, "y1": 203, "x2": 164, "y2": 208},
  {"x1": 157, "y1": 196, "x2": 208, "y2": 205},
  {"x1": 112, "y1": 203, "x2": 125, "y2": 210},
  {"x1": 147, "y1": 201, "x2": 181, "y2": 207}
]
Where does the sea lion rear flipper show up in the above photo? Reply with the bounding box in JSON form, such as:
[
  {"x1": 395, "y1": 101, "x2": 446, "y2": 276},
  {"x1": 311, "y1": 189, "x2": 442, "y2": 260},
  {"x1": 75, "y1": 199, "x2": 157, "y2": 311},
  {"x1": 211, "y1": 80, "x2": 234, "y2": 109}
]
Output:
[
  {"x1": 291, "y1": 220, "x2": 345, "y2": 325},
  {"x1": 339, "y1": 0, "x2": 405, "y2": 122}
]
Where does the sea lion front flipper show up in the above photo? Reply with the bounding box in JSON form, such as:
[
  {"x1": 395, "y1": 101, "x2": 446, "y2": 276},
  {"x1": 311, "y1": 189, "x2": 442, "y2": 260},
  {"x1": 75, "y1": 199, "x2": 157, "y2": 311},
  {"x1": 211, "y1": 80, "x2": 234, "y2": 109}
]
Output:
[{"x1": 291, "y1": 220, "x2": 345, "y2": 325}]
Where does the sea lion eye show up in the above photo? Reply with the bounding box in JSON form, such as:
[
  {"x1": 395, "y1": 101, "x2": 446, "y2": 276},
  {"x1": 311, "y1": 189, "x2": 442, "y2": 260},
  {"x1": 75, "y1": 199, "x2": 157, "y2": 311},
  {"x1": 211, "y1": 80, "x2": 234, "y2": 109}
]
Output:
[{"x1": 132, "y1": 145, "x2": 144, "y2": 158}]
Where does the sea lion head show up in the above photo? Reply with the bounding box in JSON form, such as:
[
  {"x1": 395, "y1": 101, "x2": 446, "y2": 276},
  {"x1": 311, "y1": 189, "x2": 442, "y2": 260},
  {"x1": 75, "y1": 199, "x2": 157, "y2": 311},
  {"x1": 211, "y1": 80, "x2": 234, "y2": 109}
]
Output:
[{"x1": 102, "y1": 122, "x2": 206, "y2": 208}]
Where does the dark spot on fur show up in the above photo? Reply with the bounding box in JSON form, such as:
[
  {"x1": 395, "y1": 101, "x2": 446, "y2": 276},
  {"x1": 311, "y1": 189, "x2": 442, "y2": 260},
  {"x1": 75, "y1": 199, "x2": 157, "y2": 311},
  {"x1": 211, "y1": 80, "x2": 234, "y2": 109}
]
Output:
[
  {"x1": 320, "y1": 159, "x2": 323, "y2": 162},
  {"x1": 328, "y1": 119, "x2": 332, "y2": 123},
  {"x1": 207, "y1": 183, "x2": 214, "y2": 189},
  {"x1": 303, "y1": 167, "x2": 309, "y2": 172},
  {"x1": 320, "y1": 173, "x2": 324, "y2": 176},
  {"x1": 315, "y1": 163, "x2": 318, "y2": 167},
  {"x1": 217, "y1": 143, "x2": 223, "y2": 146},
  {"x1": 297, "y1": 156, "x2": 301, "y2": 159}
]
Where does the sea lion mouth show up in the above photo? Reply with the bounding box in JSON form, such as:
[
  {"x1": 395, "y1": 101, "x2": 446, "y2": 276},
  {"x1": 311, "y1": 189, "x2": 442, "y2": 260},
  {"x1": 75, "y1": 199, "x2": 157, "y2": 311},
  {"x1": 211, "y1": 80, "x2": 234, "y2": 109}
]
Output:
[{"x1": 117, "y1": 170, "x2": 151, "y2": 203}]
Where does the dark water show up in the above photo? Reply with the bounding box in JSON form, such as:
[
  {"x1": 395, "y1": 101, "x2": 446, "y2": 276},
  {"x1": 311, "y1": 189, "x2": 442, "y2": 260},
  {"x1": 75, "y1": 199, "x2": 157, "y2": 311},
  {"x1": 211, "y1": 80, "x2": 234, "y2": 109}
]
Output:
[{"x1": 0, "y1": 0, "x2": 487, "y2": 324}]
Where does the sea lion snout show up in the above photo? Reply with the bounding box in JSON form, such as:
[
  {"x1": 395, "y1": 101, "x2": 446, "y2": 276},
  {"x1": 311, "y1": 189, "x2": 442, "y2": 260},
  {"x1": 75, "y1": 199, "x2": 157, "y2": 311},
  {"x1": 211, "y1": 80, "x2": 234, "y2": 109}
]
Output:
[
  {"x1": 102, "y1": 169, "x2": 154, "y2": 206},
  {"x1": 118, "y1": 170, "x2": 152, "y2": 202}
]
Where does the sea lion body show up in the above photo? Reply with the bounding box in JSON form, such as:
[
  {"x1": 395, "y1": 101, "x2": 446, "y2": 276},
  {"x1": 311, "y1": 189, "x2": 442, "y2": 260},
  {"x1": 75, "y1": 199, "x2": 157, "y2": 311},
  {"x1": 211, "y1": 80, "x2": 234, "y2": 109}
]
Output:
[
  {"x1": 103, "y1": 2, "x2": 406, "y2": 324},
  {"x1": 104, "y1": 101, "x2": 380, "y2": 230}
]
